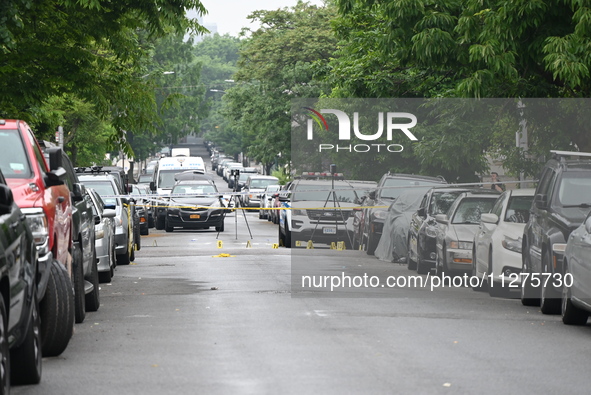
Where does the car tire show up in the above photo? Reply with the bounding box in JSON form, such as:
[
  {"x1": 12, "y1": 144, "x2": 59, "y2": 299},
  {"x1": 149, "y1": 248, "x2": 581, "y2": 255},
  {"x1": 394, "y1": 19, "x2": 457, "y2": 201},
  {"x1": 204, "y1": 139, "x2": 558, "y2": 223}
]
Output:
[
  {"x1": 366, "y1": 230, "x2": 378, "y2": 256},
  {"x1": 0, "y1": 294, "x2": 9, "y2": 393},
  {"x1": 10, "y1": 291, "x2": 42, "y2": 385},
  {"x1": 40, "y1": 260, "x2": 74, "y2": 357},
  {"x1": 117, "y1": 248, "x2": 131, "y2": 266},
  {"x1": 562, "y1": 264, "x2": 589, "y2": 325},
  {"x1": 215, "y1": 222, "x2": 225, "y2": 232},
  {"x1": 520, "y1": 252, "x2": 539, "y2": 306},
  {"x1": 407, "y1": 235, "x2": 417, "y2": 271},
  {"x1": 156, "y1": 215, "x2": 165, "y2": 230},
  {"x1": 279, "y1": 225, "x2": 286, "y2": 247},
  {"x1": 259, "y1": 209, "x2": 264, "y2": 219},
  {"x1": 140, "y1": 224, "x2": 149, "y2": 236},
  {"x1": 85, "y1": 250, "x2": 100, "y2": 312},
  {"x1": 135, "y1": 223, "x2": 141, "y2": 251},
  {"x1": 540, "y1": 252, "x2": 561, "y2": 314},
  {"x1": 165, "y1": 218, "x2": 174, "y2": 233},
  {"x1": 72, "y1": 243, "x2": 86, "y2": 324},
  {"x1": 285, "y1": 222, "x2": 292, "y2": 248}
]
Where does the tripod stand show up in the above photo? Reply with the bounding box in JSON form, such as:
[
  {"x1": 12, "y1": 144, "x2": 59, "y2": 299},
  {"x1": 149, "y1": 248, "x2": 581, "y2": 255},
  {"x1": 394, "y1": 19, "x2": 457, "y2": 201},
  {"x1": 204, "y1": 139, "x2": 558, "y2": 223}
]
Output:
[{"x1": 217, "y1": 170, "x2": 253, "y2": 240}]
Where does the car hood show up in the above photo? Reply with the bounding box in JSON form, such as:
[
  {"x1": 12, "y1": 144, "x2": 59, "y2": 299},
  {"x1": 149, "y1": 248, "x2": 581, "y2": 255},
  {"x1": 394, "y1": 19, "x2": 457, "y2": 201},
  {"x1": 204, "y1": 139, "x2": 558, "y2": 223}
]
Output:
[
  {"x1": 450, "y1": 223, "x2": 479, "y2": 242},
  {"x1": 291, "y1": 201, "x2": 358, "y2": 209},
  {"x1": 170, "y1": 197, "x2": 219, "y2": 206},
  {"x1": 553, "y1": 207, "x2": 591, "y2": 232}
]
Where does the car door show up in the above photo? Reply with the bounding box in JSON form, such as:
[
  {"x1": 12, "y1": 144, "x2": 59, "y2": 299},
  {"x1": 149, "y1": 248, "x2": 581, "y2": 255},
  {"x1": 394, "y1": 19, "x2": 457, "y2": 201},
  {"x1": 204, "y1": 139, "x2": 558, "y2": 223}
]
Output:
[
  {"x1": 570, "y1": 215, "x2": 591, "y2": 301},
  {"x1": 476, "y1": 192, "x2": 506, "y2": 274},
  {"x1": 528, "y1": 168, "x2": 556, "y2": 273}
]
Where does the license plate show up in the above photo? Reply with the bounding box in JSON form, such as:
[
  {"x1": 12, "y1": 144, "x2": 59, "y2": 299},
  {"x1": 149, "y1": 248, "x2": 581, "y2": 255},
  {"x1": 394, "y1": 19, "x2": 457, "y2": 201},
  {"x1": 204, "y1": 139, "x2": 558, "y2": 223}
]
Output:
[
  {"x1": 190, "y1": 214, "x2": 201, "y2": 219},
  {"x1": 323, "y1": 227, "x2": 336, "y2": 234}
]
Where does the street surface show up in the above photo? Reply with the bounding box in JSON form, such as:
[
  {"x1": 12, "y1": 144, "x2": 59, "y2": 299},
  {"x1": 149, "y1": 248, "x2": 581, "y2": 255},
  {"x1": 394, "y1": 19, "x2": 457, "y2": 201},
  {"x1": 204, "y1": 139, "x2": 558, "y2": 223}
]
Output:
[{"x1": 14, "y1": 142, "x2": 591, "y2": 395}]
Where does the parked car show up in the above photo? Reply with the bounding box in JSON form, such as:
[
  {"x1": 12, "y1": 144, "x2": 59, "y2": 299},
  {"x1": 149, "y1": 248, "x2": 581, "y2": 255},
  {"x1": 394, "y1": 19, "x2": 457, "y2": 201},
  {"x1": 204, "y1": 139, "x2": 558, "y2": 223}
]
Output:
[
  {"x1": 0, "y1": 168, "x2": 43, "y2": 386},
  {"x1": 407, "y1": 187, "x2": 479, "y2": 274},
  {"x1": 78, "y1": 170, "x2": 139, "y2": 265},
  {"x1": 224, "y1": 163, "x2": 244, "y2": 183},
  {"x1": 472, "y1": 188, "x2": 535, "y2": 296},
  {"x1": 242, "y1": 175, "x2": 280, "y2": 208},
  {"x1": 0, "y1": 119, "x2": 74, "y2": 357},
  {"x1": 165, "y1": 180, "x2": 225, "y2": 232},
  {"x1": 87, "y1": 188, "x2": 117, "y2": 283},
  {"x1": 356, "y1": 173, "x2": 447, "y2": 255},
  {"x1": 278, "y1": 173, "x2": 360, "y2": 249},
  {"x1": 434, "y1": 190, "x2": 500, "y2": 276},
  {"x1": 374, "y1": 187, "x2": 434, "y2": 263},
  {"x1": 521, "y1": 150, "x2": 591, "y2": 314},
  {"x1": 259, "y1": 184, "x2": 281, "y2": 220},
  {"x1": 137, "y1": 174, "x2": 153, "y2": 185},
  {"x1": 44, "y1": 146, "x2": 99, "y2": 324},
  {"x1": 130, "y1": 184, "x2": 152, "y2": 235},
  {"x1": 557, "y1": 211, "x2": 591, "y2": 325},
  {"x1": 232, "y1": 167, "x2": 258, "y2": 190}
]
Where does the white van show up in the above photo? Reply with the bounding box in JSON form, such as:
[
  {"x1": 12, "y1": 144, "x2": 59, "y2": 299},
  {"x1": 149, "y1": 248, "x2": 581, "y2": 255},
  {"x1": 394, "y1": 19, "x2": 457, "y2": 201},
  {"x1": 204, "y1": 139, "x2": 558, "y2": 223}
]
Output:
[
  {"x1": 151, "y1": 156, "x2": 206, "y2": 229},
  {"x1": 171, "y1": 148, "x2": 191, "y2": 157}
]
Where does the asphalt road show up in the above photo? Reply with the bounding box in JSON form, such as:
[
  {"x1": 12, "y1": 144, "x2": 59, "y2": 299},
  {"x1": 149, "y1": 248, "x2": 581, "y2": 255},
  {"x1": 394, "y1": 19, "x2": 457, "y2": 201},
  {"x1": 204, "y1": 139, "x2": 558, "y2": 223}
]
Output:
[{"x1": 13, "y1": 142, "x2": 591, "y2": 395}]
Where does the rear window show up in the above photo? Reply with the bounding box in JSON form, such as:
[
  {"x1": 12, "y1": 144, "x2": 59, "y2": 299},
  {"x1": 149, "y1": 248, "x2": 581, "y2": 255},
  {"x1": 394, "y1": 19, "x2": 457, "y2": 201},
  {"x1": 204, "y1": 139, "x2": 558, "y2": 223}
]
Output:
[
  {"x1": 81, "y1": 180, "x2": 118, "y2": 205},
  {"x1": 294, "y1": 183, "x2": 357, "y2": 203},
  {"x1": 0, "y1": 130, "x2": 32, "y2": 178},
  {"x1": 555, "y1": 172, "x2": 591, "y2": 207},
  {"x1": 250, "y1": 179, "x2": 278, "y2": 189},
  {"x1": 430, "y1": 191, "x2": 463, "y2": 215}
]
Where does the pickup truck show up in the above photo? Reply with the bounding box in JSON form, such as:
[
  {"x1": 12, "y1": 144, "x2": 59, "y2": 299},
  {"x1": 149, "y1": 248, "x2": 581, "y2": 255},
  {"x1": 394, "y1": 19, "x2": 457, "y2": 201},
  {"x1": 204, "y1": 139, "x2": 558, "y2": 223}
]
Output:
[{"x1": 0, "y1": 119, "x2": 74, "y2": 357}]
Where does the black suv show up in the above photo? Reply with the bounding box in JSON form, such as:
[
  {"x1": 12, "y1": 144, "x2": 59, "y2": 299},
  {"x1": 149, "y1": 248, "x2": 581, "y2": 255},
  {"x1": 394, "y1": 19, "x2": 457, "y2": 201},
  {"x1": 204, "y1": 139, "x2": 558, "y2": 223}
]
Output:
[
  {"x1": 45, "y1": 147, "x2": 99, "y2": 324},
  {"x1": 522, "y1": 150, "x2": 591, "y2": 314},
  {"x1": 407, "y1": 187, "x2": 476, "y2": 274},
  {"x1": 0, "y1": 168, "x2": 43, "y2": 386},
  {"x1": 356, "y1": 173, "x2": 447, "y2": 255}
]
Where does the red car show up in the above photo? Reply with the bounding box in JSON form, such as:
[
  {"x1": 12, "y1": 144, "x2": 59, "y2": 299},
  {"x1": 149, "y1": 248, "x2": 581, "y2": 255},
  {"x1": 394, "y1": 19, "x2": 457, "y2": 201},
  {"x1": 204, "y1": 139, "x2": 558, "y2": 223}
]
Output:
[{"x1": 0, "y1": 119, "x2": 75, "y2": 357}]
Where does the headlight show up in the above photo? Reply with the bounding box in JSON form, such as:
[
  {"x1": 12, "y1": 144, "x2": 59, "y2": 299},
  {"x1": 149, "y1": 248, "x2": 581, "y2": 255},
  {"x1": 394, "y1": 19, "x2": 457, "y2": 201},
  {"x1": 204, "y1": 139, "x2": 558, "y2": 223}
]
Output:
[
  {"x1": 425, "y1": 224, "x2": 438, "y2": 238},
  {"x1": 21, "y1": 208, "x2": 49, "y2": 254},
  {"x1": 373, "y1": 210, "x2": 388, "y2": 220},
  {"x1": 450, "y1": 241, "x2": 472, "y2": 250},
  {"x1": 292, "y1": 209, "x2": 307, "y2": 216},
  {"x1": 502, "y1": 236, "x2": 522, "y2": 253}
]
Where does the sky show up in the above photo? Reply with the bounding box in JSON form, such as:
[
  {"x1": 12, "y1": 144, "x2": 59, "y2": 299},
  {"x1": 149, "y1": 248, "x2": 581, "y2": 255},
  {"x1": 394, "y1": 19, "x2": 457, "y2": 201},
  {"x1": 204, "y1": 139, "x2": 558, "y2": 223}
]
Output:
[{"x1": 194, "y1": 0, "x2": 324, "y2": 37}]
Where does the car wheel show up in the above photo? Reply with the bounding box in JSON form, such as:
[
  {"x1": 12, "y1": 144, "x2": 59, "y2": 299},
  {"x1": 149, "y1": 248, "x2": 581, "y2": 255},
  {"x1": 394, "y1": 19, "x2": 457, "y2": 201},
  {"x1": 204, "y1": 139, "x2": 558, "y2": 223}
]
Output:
[
  {"x1": 285, "y1": 222, "x2": 292, "y2": 248},
  {"x1": 520, "y1": 252, "x2": 539, "y2": 306},
  {"x1": 135, "y1": 223, "x2": 141, "y2": 251},
  {"x1": 0, "y1": 294, "x2": 9, "y2": 393},
  {"x1": 259, "y1": 209, "x2": 264, "y2": 220},
  {"x1": 10, "y1": 291, "x2": 42, "y2": 385},
  {"x1": 165, "y1": 217, "x2": 174, "y2": 233},
  {"x1": 407, "y1": 235, "x2": 417, "y2": 271},
  {"x1": 561, "y1": 263, "x2": 588, "y2": 325},
  {"x1": 156, "y1": 214, "x2": 165, "y2": 230},
  {"x1": 72, "y1": 243, "x2": 86, "y2": 324},
  {"x1": 40, "y1": 260, "x2": 74, "y2": 357},
  {"x1": 85, "y1": 250, "x2": 100, "y2": 312},
  {"x1": 540, "y1": 251, "x2": 561, "y2": 314},
  {"x1": 471, "y1": 246, "x2": 487, "y2": 292},
  {"x1": 488, "y1": 248, "x2": 505, "y2": 297},
  {"x1": 366, "y1": 230, "x2": 378, "y2": 255},
  {"x1": 279, "y1": 224, "x2": 286, "y2": 247},
  {"x1": 215, "y1": 221, "x2": 225, "y2": 232},
  {"x1": 140, "y1": 224, "x2": 149, "y2": 235},
  {"x1": 117, "y1": 247, "x2": 131, "y2": 266}
]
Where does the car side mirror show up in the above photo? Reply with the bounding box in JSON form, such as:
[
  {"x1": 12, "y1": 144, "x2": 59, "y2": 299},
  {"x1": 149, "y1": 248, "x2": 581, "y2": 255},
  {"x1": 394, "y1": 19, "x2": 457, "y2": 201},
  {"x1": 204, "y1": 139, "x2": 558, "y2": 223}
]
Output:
[
  {"x1": 94, "y1": 215, "x2": 101, "y2": 225},
  {"x1": 127, "y1": 184, "x2": 133, "y2": 193},
  {"x1": 435, "y1": 214, "x2": 448, "y2": 224},
  {"x1": 45, "y1": 147, "x2": 63, "y2": 171},
  {"x1": 103, "y1": 209, "x2": 117, "y2": 218},
  {"x1": 149, "y1": 181, "x2": 155, "y2": 191},
  {"x1": 71, "y1": 183, "x2": 86, "y2": 202},
  {"x1": 534, "y1": 194, "x2": 547, "y2": 209},
  {"x1": 45, "y1": 167, "x2": 66, "y2": 187},
  {"x1": 417, "y1": 207, "x2": 426, "y2": 217},
  {"x1": 368, "y1": 190, "x2": 377, "y2": 200},
  {"x1": 480, "y1": 213, "x2": 499, "y2": 224},
  {"x1": 0, "y1": 184, "x2": 14, "y2": 215}
]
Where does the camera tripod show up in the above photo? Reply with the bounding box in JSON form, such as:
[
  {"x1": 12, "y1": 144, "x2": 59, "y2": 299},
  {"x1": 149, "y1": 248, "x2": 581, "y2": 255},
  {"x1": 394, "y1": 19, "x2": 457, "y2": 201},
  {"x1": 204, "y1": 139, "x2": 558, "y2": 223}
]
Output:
[{"x1": 217, "y1": 171, "x2": 253, "y2": 240}]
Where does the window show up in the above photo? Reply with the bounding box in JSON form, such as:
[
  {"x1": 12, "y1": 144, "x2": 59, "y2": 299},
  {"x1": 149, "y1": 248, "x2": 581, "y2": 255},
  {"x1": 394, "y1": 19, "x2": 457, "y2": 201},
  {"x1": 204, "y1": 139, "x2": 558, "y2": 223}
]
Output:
[
  {"x1": 0, "y1": 129, "x2": 33, "y2": 178},
  {"x1": 505, "y1": 196, "x2": 534, "y2": 223},
  {"x1": 451, "y1": 198, "x2": 497, "y2": 224}
]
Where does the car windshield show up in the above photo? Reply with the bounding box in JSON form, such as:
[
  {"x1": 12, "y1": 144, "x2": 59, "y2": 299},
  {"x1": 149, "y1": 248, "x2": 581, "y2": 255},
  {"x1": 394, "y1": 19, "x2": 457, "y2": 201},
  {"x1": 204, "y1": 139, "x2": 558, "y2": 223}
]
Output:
[
  {"x1": 138, "y1": 175, "x2": 152, "y2": 183},
  {"x1": 0, "y1": 129, "x2": 33, "y2": 178},
  {"x1": 294, "y1": 184, "x2": 357, "y2": 203},
  {"x1": 250, "y1": 179, "x2": 278, "y2": 189},
  {"x1": 159, "y1": 170, "x2": 182, "y2": 189},
  {"x1": 381, "y1": 179, "x2": 443, "y2": 199},
  {"x1": 172, "y1": 184, "x2": 217, "y2": 196},
  {"x1": 451, "y1": 197, "x2": 496, "y2": 224},
  {"x1": 505, "y1": 196, "x2": 534, "y2": 223},
  {"x1": 81, "y1": 180, "x2": 118, "y2": 206},
  {"x1": 556, "y1": 172, "x2": 591, "y2": 207},
  {"x1": 430, "y1": 191, "x2": 464, "y2": 215}
]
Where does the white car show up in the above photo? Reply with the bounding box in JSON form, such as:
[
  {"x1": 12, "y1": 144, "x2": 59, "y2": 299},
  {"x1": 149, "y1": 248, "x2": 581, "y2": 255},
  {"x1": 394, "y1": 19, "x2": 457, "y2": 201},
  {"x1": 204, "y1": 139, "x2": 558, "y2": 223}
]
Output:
[
  {"x1": 472, "y1": 188, "x2": 535, "y2": 296},
  {"x1": 259, "y1": 184, "x2": 281, "y2": 220}
]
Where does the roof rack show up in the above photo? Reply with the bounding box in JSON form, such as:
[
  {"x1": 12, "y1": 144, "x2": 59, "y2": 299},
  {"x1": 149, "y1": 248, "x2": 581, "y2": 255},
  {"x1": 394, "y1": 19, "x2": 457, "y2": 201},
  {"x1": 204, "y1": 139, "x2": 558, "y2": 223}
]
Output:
[
  {"x1": 75, "y1": 166, "x2": 111, "y2": 174},
  {"x1": 551, "y1": 150, "x2": 591, "y2": 161},
  {"x1": 297, "y1": 172, "x2": 345, "y2": 180}
]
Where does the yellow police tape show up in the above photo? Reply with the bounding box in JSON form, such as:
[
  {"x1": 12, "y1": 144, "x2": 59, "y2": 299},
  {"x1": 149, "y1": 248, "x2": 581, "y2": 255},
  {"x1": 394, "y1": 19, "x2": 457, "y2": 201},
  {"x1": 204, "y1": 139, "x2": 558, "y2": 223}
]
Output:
[{"x1": 139, "y1": 205, "x2": 389, "y2": 210}]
